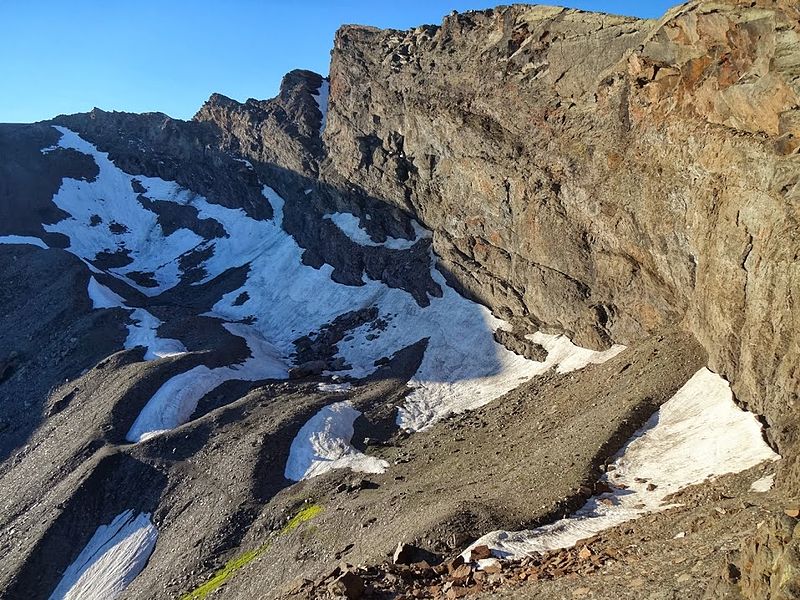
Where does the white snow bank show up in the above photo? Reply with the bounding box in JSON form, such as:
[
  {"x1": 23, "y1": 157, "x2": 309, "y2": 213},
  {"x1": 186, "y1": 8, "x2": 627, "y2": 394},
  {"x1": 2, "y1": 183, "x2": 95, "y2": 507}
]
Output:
[
  {"x1": 285, "y1": 401, "x2": 388, "y2": 481},
  {"x1": 527, "y1": 332, "x2": 626, "y2": 374},
  {"x1": 0, "y1": 235, "x2": 49, "y2": 249},
  {"x1": 314, "y1": 79, "x2": 329, "y2": 135},
  {"x1": 324, "y1": 213, "x2": 430, "y2": 251},
  {"x1": 87, "y1": 277, "x2": 126, "y2": 309},
  {"x1": 466, "y1": 368, "x2": 780, "y2": 559},
  {"x1": 48, "y1": 510, "x2": 157, "y2": 600},
  {"x1": 126, "y1": 309, "x2": 187, "y2": 361},
  {"x1": 85, "y1": 277, "x2": 186, "y2": 361},
  {"x1": 750, "y1": 473, "x2": 775, "y2": 493},
  {"x1": 126, "y1": 322, "x2": 287, "y2": 442}
]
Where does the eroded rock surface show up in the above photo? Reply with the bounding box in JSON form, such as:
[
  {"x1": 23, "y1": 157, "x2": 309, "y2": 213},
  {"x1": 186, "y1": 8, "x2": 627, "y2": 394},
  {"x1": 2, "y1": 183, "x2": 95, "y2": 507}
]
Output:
[{"x1": 321, "y1": 0, "x2": 800, "y2": 486}]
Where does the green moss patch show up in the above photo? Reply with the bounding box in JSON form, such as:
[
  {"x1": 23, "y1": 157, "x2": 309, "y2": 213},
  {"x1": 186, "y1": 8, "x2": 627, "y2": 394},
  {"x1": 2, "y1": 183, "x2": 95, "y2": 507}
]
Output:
[{"x1": 181, "y1": 503, "x2": 322, "y2": 599}]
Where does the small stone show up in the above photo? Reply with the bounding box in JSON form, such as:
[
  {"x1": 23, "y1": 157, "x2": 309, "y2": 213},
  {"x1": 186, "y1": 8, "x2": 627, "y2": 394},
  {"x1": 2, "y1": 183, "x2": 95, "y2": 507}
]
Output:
[
  {"x1": 393, "y1": 542, "x2": 417, "y2": 565},
  {"x1": 446, "y1": 555, "x2": 465, "y2": 574},
  {"x1": 784, "y1": 507, "x2": 800, "y2": 518},
  {"x1": 578, "y1": 546, "x2": 592, "y2": 560},
  {"x1": 469, "y1": 545, "x2": 492, "y2": 561},
  {"x1": 328, "y1": 572, "x2": 365, "y2": 599},
  {"x1": 450, "y1": 563, "x2": 472, "y2": 581},
  {"x1": 478, "y1": 558, "x2": 502, "y2": 574}
]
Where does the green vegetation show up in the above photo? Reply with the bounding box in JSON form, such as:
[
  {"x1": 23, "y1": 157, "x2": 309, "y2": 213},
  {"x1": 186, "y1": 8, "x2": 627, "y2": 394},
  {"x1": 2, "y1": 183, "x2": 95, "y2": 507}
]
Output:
[
  {"x1": 280, "y1": 503, "x2": 323, "y2": 534},
  {"x1": 180, "y1": 503, "x2": 323, "y2": 600}
]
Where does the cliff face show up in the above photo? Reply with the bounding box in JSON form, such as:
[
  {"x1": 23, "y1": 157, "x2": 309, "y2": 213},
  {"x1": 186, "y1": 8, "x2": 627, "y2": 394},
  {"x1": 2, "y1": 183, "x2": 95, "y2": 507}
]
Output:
[{"x1": 322, "y1": 0, "x2": 800, "y2": 479}]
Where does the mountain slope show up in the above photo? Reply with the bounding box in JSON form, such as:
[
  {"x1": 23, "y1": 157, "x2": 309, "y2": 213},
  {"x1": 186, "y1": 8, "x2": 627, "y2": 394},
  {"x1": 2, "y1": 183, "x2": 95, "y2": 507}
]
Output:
[{"x1": 0, "y1": 1, "x2": 797, "y2": 599}]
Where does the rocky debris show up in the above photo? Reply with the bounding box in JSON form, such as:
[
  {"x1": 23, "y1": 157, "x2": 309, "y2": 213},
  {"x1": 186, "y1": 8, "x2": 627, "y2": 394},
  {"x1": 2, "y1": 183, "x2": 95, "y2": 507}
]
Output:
[
  {"x1": 294, "y1": 537, "x2": 627, "y2": 599},
  {"x1": 289, "y1": 360, "x2": 330, "y2": 379},
  {"x1": 736, "y1": 511, "x2": 800, "y2": 599},
  {"x1": 293, "y1": 308, "x2": 378, "y2": 366},
  {"x1": 491, "y1": 330, "x2": 547, "y2": 362}
]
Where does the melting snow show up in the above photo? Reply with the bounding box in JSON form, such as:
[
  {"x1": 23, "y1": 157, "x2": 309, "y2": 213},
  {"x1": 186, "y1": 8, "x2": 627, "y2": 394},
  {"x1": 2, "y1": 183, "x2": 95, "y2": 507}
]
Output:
[
  {"x1": 48, "y1": 510, "x2": 157, "y2": 600},
  {"x1": 314, "y1": 79, "x2": 329, "y2": 135},
  {"x1": 750, "y1": 473, "x2": 775, "y2": 492},
  {"x1": 285, "y1": 401, "x2": 388, "y2": 481},
  {"x1": 126, "y1": 309, "x2": 187, "y2": 361},
  {"x1": 324, "y1": 212, "x2": 431, "y2": 251},
  {"x1": 465, "y1": 368, "x2": 780, "y2": 559},
  {"x1": 0, "y1": 235, "x2": 49, "y2": 249},
  {"x1": 85, "y1": 277, "x2": 186, "y2": 361},
  {"x1": 126, "y1": 322, "x2": 287, "y2": 442}
]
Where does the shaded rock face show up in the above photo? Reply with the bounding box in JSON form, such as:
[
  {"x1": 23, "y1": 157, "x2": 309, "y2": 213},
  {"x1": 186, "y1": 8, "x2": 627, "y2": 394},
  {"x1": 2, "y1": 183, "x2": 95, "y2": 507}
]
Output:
[
  {"x1": 321, "y1": 0, "x2": 800, "y2": 479},
  {"x1": 54, "y1": 109, "x2": 271, "y2": 220},
  {"x1": 194, "y1": 69, "x2": 326, "y2": 179}
]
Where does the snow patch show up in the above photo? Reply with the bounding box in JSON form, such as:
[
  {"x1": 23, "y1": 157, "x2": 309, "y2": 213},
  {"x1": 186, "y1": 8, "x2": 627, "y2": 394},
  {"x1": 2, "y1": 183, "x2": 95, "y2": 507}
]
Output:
[
  {"x1": 324, "y1": 212, "x2": 430, "y2": 251},
  {"x1": 87, "y1": 277, "x2": 126, "y2": 309},
  {"x1": 126, "y1": 323, "x2": 287, "y2": 442},
  {"x1": 314, "y1": 79, "x2": 329, "y2": 135},
  {"x1": 527, "y1": 332, "x2": 627, "y2": 374},
  {"x1": 285, "y1": 401, "x2": 388, "y2": 481},
  {"x1": 466, "y1": 368, "x2": 780, "y2": 559},
  {"x1": 750, "y1": 473, "x2": 775, "y2": 493},
  {"x1": 126, "y1": 309, "x2": 187, "y2": 361},
  {"x1": 48, "y1": 510, "x2": 157, "y2": 600},
  {"x1": 0, "y1": 235, "x2": 49, "y2": 249}
]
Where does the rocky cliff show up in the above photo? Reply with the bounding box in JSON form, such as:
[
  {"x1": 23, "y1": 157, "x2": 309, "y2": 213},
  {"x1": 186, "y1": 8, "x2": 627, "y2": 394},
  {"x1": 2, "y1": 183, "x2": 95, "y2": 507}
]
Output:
[{"x1": 314, "y1": 0, "x2": 800, "y2": 484}]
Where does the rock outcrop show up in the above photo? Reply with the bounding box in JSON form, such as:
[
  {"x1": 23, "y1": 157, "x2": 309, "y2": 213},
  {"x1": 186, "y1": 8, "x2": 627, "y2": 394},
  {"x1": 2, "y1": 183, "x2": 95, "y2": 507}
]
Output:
[{"x1": 320, "y1": 0, "x2": 800, "y2": 485}]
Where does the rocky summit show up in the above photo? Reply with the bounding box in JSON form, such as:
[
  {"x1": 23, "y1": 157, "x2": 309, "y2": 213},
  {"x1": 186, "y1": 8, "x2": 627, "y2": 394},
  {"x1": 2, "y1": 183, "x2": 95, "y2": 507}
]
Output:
[{"x1": 1, "y1": 1, "x2": 798, "y2": 599}]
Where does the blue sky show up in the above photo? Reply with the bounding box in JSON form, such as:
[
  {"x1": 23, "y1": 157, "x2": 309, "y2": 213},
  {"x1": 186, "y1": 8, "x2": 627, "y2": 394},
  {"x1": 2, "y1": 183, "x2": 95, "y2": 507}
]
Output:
[{"x1": 1, "y1": 1, "x2": 679, "y2": 123}]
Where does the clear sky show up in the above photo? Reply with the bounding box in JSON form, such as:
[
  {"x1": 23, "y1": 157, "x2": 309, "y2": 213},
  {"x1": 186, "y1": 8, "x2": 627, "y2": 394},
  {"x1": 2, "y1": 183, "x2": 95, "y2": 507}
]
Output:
[{"x1": 1, "y1": 1, "x2": 680, "y2": 123}]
